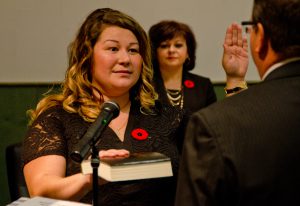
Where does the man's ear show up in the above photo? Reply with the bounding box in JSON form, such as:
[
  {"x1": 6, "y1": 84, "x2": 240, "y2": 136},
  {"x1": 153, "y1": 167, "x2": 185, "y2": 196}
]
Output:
[{"x1": 254, "y1": 23, "x2": 268, "y2": 60}]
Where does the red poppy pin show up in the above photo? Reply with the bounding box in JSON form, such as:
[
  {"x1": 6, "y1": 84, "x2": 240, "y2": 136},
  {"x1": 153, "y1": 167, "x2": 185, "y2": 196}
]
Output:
[
  {"x1": 184, "y1": 80, "x2": 195, "y2": 88},
  {"x1": 131, "y1": 128, "x2": 149, "y2": 140}
]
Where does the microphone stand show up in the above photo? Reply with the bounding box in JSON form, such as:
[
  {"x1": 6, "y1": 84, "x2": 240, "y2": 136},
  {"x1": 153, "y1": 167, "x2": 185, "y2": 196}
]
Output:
[
  {"x1": 91, "y1": 144, "x2": 100, "y2": 206},
  {"x1": 70, "y1": 101, "x2": 120, "y2": 205}
]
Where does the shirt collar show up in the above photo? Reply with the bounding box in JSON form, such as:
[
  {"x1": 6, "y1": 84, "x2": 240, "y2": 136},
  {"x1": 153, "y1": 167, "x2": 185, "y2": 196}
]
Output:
[{"x1": 262, "y1": 57, "x2": 300, "y2": 80}]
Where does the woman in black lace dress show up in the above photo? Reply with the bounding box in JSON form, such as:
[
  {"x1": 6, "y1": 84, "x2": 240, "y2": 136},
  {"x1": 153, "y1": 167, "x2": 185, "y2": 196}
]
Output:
[{"x1": 22, "y1": 8, "x2": 183, "y2": 205}]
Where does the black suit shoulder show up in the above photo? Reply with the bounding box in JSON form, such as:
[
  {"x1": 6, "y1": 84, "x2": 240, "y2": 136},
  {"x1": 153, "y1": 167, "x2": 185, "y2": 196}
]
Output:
[{"x1": 188, "y1": 63, "x2": 300, "y2": 203}]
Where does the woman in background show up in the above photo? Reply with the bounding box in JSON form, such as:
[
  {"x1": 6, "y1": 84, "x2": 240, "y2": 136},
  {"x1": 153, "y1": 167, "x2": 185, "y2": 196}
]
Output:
[
  {"x1": 148, "y1": 21, "x2": 248, "y2": 153},
  {"x1": 148, "y1": 20, "x2": 217, "y2": 153},
  {"x1": 149, "y1": 20, "x2": 217, "y2": 114}
]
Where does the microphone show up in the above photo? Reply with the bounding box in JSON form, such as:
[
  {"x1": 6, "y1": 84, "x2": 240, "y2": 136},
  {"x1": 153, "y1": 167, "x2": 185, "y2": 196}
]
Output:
[{"x1": 70, "y1": 101, "x2": 120, "y2": 163}]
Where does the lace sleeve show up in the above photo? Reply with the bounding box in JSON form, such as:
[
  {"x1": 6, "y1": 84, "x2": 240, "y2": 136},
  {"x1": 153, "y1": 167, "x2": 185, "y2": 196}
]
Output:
[{"x1": 22, "y1": 106, "x2": 67, "y2": 166}]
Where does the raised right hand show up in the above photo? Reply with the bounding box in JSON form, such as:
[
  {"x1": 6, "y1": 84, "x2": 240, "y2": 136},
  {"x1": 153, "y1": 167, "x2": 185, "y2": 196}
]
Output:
[{"x1": 222, "y1": 23, "x2": 249, "y2": 85}]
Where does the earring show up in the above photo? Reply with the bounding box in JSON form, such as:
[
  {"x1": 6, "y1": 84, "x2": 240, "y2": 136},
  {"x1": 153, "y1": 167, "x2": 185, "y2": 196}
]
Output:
[{"x1": 184, "y1": 57, "x2": 190, "y2": 66}]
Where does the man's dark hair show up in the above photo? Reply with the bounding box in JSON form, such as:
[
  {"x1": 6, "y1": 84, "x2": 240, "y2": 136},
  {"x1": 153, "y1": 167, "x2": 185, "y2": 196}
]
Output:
[{"x1": 252, "y1": 0, "x2": 300, "y2": 58}]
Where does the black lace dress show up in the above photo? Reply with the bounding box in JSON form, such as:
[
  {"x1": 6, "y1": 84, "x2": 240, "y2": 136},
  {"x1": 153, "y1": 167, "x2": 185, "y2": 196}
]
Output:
[{"x1": 22, "y1": 100, "x2": 184, "y2": 206}]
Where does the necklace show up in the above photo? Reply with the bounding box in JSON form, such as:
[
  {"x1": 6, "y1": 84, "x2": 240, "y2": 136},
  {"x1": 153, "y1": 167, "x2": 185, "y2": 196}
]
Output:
[
  {"x1": 166, "y1": 88, "x2": 184, "y2": 109},
  {"x1": 115, "y1": 118, "x2": 128, "y2": 138},
  {"x1": 111, "y1": 101, "x2": 131, "y2": 140}
]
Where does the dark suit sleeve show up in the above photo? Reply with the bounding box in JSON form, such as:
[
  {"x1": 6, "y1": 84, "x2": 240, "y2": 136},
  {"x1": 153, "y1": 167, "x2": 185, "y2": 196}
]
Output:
[{"x1": 175, "y1": 111, "x2": 228, "y2": 206}]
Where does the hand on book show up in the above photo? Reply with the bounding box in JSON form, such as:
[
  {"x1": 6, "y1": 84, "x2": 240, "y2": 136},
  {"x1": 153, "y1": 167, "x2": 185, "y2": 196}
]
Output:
[
  {"x1": 84, "y1": 149, "x2": 130, "y2": 185},
  {"x1": 99, "y1": 149, "x2": 130, "y2": 159},
  {"x1": 81, "y1": 151, "x2": 172, "y2": 182}
]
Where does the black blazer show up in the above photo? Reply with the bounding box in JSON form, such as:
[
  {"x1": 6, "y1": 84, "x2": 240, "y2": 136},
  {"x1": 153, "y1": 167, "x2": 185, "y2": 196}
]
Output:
[
  {"x1": 154, "y1": 71, "x2": 217, "y2": 153},
  {"x1": 155, "y1": 71, "x2": 216, "y2": 115},
  {"x1": 181, "y1": 72, "x2": 217, "y2": 115},
  {"x1": 176, "y1": 60, "x2": 300, "y2": 206}
]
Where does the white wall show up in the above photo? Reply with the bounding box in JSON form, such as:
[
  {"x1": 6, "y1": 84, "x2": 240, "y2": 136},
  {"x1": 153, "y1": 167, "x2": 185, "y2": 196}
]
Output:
[{"x1": 0, "y1": 0, "x2": 259, "y2": 83}]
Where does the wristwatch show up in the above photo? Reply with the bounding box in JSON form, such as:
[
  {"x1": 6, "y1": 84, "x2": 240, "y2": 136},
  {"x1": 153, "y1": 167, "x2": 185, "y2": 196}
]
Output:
[
  {"x1": 224, "y1": 81, "x2": 248, "y2": 94},
  {"x1": 224, "y1": 87, "x2": 245, "y2": 94}
]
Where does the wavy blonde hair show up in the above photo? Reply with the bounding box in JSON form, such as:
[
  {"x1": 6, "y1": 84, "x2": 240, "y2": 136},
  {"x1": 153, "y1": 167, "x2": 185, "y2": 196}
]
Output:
[{"x1": 28, "y1": 8, "x2": 158, "y2": 124}]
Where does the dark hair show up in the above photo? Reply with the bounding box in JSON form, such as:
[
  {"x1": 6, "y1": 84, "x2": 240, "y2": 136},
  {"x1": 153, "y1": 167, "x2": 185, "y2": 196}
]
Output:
[
  {"x1": 148, "y1": 20, "x2": 197, "y2": 72},
  {"x1": 252, "y1": 0, "x2": 300, "y2": 58}
]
